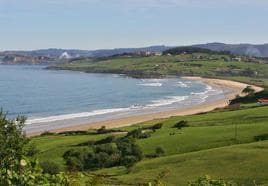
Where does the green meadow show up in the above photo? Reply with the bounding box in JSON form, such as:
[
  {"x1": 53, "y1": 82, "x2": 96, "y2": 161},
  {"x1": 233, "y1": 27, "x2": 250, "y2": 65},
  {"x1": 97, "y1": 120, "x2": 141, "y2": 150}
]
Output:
[{"x1": 32, "y1": 104, "x2": 268, "y2": 185}]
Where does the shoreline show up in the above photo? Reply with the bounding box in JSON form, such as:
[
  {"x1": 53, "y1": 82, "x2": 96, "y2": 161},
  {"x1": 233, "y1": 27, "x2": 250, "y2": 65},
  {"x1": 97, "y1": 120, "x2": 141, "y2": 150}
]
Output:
[{"x1": 27, "y1": 77, "x2": 263, "y2": 137}]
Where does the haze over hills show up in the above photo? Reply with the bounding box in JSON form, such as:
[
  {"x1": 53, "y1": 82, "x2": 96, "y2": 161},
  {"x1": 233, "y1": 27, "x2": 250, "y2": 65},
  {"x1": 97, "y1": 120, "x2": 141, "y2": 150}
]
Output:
[
  {"x1": 1, "y1": 43, "x2": 268, "y2": 64},
  {"x1": 195, "y1": 43, "x2": 268, "y2": 58}
]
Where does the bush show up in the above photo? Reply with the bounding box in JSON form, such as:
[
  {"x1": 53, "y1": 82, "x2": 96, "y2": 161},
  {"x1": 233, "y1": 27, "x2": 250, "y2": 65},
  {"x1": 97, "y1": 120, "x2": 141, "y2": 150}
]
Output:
[
  {"x1": 127, "y1": 128, "x2": 143, "y2": 138},
  {"x1": 96, "y1": 126, "x2": 123, "y2": 134},
  {"x1": 127, "y1": 129, "x2": 152, "y2": 139},
  {"x1": 40, "y1": 161, "x2": 61, "y2": 175},
  {"x1": 40, "y1": 131, "x2": 56, "y2": 136},
  {"x1": 146, "y1": 147, "x2": 165, "y2": 158},
  {"x1": 254, "y1": 133, "x2": 268, "y2": 141},
  {"x1": 242, "y1": 86, "x2": 255, "y2": 95},
  {"x1": 94, "y1": 136, "x2": 116, "y2": 145},
  {"x1": 64, "y1": 136, "x2": 143, "y2": 171},
  {"x1": 155, "y1": 147, "x2": 165, "y2": 157},
  {"x1": 189, "y1": 175, "x2": 235, "y2": 186},
  {"x1": 121, "y1": 156, "x2": 138, "y2": 168},
  {"x1": 76, "y1": 140, "x2": 95, "y2": 146},
  {"x1": 63, "y1": 149, "x2": 90, "y2": 171},
  {"x1": 25, "y1": 143, "x2": 39, "y2": 157},
  {"x1": 94, "y1": 143, "x2": 119, "y2": 155},
  {"x1": 58, "y1": 130, "x2": 89, "y2": 136},
  {"x1": 173, "y1": 120, "x2": 189, "y2": 129},
  {"x1": 150, "y1": 123, "x2": 163, "y2": 130}
]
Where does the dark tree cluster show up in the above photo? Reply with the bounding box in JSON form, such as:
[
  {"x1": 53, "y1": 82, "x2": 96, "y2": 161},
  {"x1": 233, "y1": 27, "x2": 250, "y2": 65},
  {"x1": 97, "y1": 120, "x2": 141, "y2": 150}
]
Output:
[
  {"x1": 63, "y1": 136, "x2": 143, "y2": 171},
  {"x1": 173, "y1": 120, "x2": 189, "y2": 129},
  {"x1": 163, "y1": 47, "x2": 231, "y2": 56}
]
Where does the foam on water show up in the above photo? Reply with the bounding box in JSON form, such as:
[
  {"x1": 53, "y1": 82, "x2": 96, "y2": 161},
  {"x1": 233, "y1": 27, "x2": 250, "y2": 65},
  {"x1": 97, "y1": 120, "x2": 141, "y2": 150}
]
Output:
[
  {"x1": 26, "y1": 108, "x2": 130, "y2": 124},
  {"x1": 147, "y1": 96, "x2": 189, "y2": 107},
  {"x1": 139, "y1": 83, "x2": 163, "y2": 87},
  {"x1": 175, "y1": 81, "x2": 189, "y2": 88}
]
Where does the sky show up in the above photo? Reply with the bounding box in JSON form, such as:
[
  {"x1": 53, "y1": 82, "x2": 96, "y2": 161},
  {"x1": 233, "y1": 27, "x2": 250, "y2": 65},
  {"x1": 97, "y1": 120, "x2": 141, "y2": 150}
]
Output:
[{"x1": 0, "y1": 0, "x2": 268, "y2": 50}]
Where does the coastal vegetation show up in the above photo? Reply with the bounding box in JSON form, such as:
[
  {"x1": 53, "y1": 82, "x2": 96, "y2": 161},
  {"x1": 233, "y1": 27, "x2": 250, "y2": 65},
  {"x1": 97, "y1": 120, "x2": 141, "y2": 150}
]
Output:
[
  {"x1": 48, "y1": 49, "x2": 268, "y2": 88},
  {"x1": 27, "y1": 94, "x2": 268, "y2": 185},
  {"x1": 2, "y1": 49, "x2": 268, "y2": 185}
]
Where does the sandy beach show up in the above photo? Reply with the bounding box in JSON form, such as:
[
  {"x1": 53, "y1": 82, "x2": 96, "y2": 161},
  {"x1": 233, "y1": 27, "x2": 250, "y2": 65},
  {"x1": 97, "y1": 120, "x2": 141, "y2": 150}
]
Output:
[{"x1": 28, "y1": 77, "x2": 263, "y2": 136}]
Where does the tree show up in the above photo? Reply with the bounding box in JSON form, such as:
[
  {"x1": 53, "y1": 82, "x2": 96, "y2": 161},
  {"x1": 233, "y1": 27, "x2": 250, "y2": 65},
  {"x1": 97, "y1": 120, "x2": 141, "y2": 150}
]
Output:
[
  {"x1": 173, "y1": 120, "x2": 189, "y2": 129},
  {"x1": 40, "y1": 161, "x2": 61, "y2": 175},
  {"x1": 0, "y1": 110, "x2": 70, "y2": 185},
  {"x1": 242, "y1": 86, "x2": 255, "y2": 95},
  {"x1": 151, "y1": 123, "x2": 163, "y2": 130},
  {"x1": 155, "y1": 147, "x2": 165, "y2": 157}
]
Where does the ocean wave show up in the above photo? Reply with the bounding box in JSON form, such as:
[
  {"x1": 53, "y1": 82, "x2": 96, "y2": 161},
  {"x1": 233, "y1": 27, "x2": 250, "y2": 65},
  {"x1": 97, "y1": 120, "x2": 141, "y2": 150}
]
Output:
[
  {"x1": 191, "y1": 85, "x2": 215, "y2": 95},
  {"x1": 26, "y1": 84, "x2": 222, "y2": 125},
  {"x1": 175, "y1": 81, "x2": 189, "y2": 88},
  {"x1": 147, "y1": 96, "x2": 189, "y2": 107},
  {"x1": 139, "y1": 83, "x2": 162, "y2": 87},
  {"x1": 26, "y1": 96, "x2": 189, "y2": 125},
  {"x1": 26, "y1": 108, "x2": 130, "y2": 125}
]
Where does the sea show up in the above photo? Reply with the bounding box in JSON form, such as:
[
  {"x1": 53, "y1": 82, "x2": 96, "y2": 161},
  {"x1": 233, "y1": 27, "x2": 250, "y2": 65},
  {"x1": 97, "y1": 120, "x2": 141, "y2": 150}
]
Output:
[{"x1": 0, "y1": 65, "x2": 227, "y2": 133}]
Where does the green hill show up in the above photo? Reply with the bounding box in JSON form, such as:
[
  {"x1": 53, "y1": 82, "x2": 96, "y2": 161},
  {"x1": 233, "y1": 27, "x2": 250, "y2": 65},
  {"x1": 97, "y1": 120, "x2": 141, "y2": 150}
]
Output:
[{"x1": 31, "y1": 104, "x2": 268, "y2": 185}]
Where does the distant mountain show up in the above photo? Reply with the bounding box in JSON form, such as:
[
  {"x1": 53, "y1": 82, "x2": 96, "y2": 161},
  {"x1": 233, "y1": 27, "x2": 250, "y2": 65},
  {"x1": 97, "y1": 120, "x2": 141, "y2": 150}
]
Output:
[
  {"x1": 0, "y1": 45, "x2": 170, "y2": 59},
  {"x1": 1, "y1": 43, "x2": 268, "y2": 64},
  {"x1": 194, "y1": 43, "x2": 268, "y2": 57}
]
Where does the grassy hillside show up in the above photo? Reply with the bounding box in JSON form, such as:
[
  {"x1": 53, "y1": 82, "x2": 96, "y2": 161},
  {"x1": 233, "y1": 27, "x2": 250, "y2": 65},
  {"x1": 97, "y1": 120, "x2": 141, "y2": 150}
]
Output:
[
  {"x1": 49, "y1": 53, "x2": 268, "y2": 87},
  {"x1": 32, "y1": 105, "x2": 268, "y2": 185},
  {"x1": 104, "y1": 141, "x2": 268, "y2": 185}
]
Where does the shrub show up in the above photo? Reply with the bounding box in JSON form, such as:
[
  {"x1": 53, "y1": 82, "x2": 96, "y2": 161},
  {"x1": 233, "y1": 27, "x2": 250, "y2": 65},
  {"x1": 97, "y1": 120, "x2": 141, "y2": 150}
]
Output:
[
  {"x1": 40, "y1": 161, "x2": 61, "y2": 175},
  {"x1": 189, "y1": 175, "x2": 236, "y2": 186},
  {"x1": 76, "y1": 140, "x2": 95, "y2": 146},
  {"x1": 173, "y1": 120, "x2": 189, "y2": 129},
  {"x1": 58, "y1": 130, "x2": 88, "y2": 136},
  {"x1": 146, "y1": 147, "x2": 165, "y2": 158},
  {"x1": 155, "y1": 147, "x2": 165, "y2": 157},
  {"x1": 127, "y1": 129, "x2": 152, "y2": 139},
  {"x1": 96, "y1": 126, "x2": 123, "y2": 134},
  {"x1": 140, "y1": 131, "x2": 152, "y2": 139},
  {"x1": 127, "y1": 128, "x2": 143, "y2": 138},
  {"x1": 94, "y1": 136, "x2": 116, "y2": 145},
  {"x1": 150, "y1": 123, "x2": 163, "y2": 130},
  {"x1": 64, "y1": 136, "x2": 143, "y2": 171},
  {"x1": 242, "y1": 86, "x2": 255, "y2": 95},
  {"x1": 63, "y1": 149, "x2": 89, "y2": 171},
  {"x1": 96, "y1": 126, "x2": 108, "y2": 134},
  {"x1": 93, "y1": 143, "x2": 119, "y2": 155},
  {"x1": 40, "y1": 131, "x2": 56, "y2": 136},
  {"x1": 25, "y1": 143, "x2": 39, "y2": 157},
  {"x1": 254, "y1": 133, "x2": 268, "y2": 141},
  {"x1": 121, "y1": 156, "x2": 138, "y2": 168}
]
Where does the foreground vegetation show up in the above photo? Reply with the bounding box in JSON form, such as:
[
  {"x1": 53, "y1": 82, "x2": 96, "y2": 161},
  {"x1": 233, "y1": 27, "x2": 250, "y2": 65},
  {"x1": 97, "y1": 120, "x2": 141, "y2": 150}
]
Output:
[{"x1": 29, "y1": 99, "x2": 268, "y2": 185}]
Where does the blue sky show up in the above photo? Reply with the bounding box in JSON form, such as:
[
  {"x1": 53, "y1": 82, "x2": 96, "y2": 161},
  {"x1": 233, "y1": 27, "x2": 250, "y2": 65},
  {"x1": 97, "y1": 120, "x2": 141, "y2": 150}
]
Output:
[{"x1": 0, "y1": 0, "x2": 268, "y2": 50}]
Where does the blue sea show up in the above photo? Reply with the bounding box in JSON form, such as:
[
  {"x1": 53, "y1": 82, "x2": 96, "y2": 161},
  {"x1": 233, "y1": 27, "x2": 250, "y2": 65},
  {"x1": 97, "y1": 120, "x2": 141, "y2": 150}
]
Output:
[{"x1": 0, "y1": 65, "x2": 226, "y2": 133}]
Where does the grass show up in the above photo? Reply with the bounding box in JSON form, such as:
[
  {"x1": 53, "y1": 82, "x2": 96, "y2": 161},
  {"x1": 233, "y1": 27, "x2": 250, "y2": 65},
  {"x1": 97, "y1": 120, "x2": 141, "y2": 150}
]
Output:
[
  {"x1": 49, "y1": 54, "x2": 268, "y2": 84},
  {"x1": 106, "y1": 141, "x2": 268, "y2": 185},
  {"x1": 32, "y1": 105, "x2": 268, "y2": 185}
]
